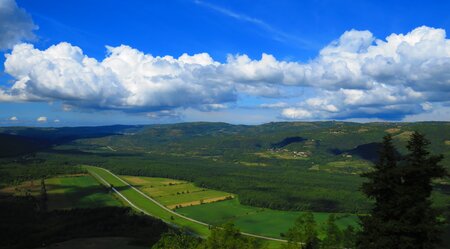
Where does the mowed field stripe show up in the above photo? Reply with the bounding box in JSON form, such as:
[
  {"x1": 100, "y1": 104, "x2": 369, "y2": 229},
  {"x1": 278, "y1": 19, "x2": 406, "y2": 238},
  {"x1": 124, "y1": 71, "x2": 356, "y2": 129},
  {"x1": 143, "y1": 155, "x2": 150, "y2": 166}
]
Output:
[
  {"x1": 86, "y1": 166, "x2": 209, "y2": 236},
  {"x1": 89, "y1": 170, "x2": 149, "y2": 215},
  {"x1": 84, "y1": 166, "x2": 288, "y2": 244}
]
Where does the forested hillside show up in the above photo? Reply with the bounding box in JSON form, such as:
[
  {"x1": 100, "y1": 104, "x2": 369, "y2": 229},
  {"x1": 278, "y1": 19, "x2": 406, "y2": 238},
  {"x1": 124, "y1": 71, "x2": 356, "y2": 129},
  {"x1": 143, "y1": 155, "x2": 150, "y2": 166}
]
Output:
[{"x1": 1, "y1": 122, "x2": 448, "y2": 214}]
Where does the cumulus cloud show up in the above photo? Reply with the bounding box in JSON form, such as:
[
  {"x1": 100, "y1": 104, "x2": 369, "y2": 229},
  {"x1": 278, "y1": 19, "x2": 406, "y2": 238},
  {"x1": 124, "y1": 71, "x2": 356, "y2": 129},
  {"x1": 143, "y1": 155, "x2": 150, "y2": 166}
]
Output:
[
  {"x1": 226, "y1": 26, "x2": 450, "y2": 95},
  {"x1": 274, "y1": 26, "x2": 450, "y2": 120},
  {"x1": 36, "y1": 116, "x2": 47, "y2": 122},
  {"x1": 3, "y1": 43, "x2": 236, "y2": 111},
  {"x1": 2, "y1": 26, "x2": 450, "y2": 120},
  {"x1": 9, "y1": 116, "x2": 18, "y2": 121},
  {"x1": 281, "y1": 84, "x2": 430, "y2": 120},
  {"x1": 0, "y1": 0, "x2": 37, "y2": 50}
]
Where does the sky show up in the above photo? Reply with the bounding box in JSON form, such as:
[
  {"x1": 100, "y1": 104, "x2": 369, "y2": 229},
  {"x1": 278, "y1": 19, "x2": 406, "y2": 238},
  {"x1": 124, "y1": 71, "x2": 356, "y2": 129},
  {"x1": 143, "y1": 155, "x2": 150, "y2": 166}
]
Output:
[{"x1": 0, "y1": 0, "x2": 450, "y2": 126}]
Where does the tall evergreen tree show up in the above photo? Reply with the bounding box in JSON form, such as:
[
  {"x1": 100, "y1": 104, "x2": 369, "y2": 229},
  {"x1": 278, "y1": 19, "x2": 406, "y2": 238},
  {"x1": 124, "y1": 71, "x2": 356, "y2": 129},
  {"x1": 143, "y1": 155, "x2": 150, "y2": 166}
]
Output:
[
  {"x1": 358, "y1": 132, "x2": 447, "y2": 249},
  {"x1": 358, "y1": 134, "x2": 400, "y2": 249},
  {"x1": 394, "y1": 132, "x2": 447, "y2": 249}
]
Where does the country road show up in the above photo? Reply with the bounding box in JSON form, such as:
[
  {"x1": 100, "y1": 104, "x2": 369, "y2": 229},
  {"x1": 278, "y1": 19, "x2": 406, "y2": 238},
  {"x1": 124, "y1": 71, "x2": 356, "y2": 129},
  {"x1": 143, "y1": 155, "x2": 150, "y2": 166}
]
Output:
[{"x1": 86, "y1": 166, "x2": 288, "y2": 244}]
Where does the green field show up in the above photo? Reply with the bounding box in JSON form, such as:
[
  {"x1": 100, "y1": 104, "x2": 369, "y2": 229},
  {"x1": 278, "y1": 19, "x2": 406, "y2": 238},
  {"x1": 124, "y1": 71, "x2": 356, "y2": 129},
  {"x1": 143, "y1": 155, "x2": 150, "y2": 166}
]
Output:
[
  {"x1": 0, "y1": 174, "x2": 121, "y2": 210},
  {"x1": 310, "y1": 160, "x2": 373, "y2": 174},
  {"x1": 85, "y1": 166, "x2": 212, "y2": 238},
  {"x1": 122, "y1": 175, "x2": 233, "y2": 208},
  {"x1": 121, "y1": 174, "x2": 358, "y2": 240},
  {"x1": 176, "y1": 198, "x2": 359, "y2": 239}
]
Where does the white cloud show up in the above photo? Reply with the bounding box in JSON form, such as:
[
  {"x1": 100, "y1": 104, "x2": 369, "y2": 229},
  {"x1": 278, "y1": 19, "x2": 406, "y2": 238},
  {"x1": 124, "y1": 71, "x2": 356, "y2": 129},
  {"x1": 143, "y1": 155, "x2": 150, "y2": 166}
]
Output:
[
  {"x1": 282, "y1": 84, "x2": 428, "y2": 120},
  {"x1": 2, "y1": 26, "x2": 450, "y2": 120},
  {"x1": 224, "y1": 26, "x2": 450, "y2": 95},
  {"x1": 421, "y1": 102, "x2": 432, "y2": 111},
  {"x1": 403, "y1": 103, "x2": 450, "y2": 121},
  {"x1": 54, "y1": 119, "x2": 60, "y2": 123},
  {"x1": 198, "y1": 103, "x2": 228, "y2": 111},
  {"x1": 0, "y1": 0, "x2": 37, "y2": 50},
  {"x1": 3, "y1": 43, "x2": 236, "y2": 111},
  {"x1": 62, "y1": 104, "x2": 73, "y2": 112},
  {"x1": 281, "y1": 108, "x2": 312, "y2": 120},
  {"x1": 146, "y1": 110, "x2": 181, "y2": 119},
  {"x1": 36, "y1": 116, "x2": 47, "y2": 122},
  {"x1": 260, "y1": 102, "x2": 288, "y2": 109},
  {"x1": 9, "y1": 116, "x2": 18, "y2": 121}
]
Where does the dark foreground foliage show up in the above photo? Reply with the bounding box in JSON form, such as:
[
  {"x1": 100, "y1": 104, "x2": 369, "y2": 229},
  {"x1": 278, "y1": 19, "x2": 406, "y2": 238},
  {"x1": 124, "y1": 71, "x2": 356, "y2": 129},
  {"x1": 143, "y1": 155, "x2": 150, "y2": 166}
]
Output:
[
  {"x1": 282, "y1": 212, "x2": 357, "y2": 249},
  {"x1": 358, "y1": 132, "x2": 448, "y2": 249},
  {"x1": 153, "y1": 213, "x2": 357, "y2": 249},
  {"x1": 0, "y1": 195, "x2": 168, "y2": 249},
  {"x1": 152, "y1": 223, "x2": 265, "y2": 249}
]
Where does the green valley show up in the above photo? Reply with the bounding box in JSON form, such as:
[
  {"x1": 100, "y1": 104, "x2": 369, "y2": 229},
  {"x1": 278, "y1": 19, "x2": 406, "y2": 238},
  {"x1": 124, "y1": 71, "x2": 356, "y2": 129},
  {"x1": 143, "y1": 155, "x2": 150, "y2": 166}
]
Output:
[{"x1": 0, "y1": 122, "x2": 449, "y2": 249}]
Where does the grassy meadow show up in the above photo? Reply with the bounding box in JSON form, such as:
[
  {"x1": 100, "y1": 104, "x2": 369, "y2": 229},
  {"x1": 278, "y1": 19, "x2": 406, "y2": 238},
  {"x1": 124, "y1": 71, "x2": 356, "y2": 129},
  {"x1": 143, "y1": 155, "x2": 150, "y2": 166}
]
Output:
[
  {"x1": 122, "y1": 175, "x2": 233, "y2": 209},
  {"x1": 119, "y1": 174, "x2": 359, "y2": 240},
  {"x1": 85, "y1": 166, "x2": 212, "y2": 238},
  {"x1": 176, "y1": 198, "x2": 359, "y2": 239}
]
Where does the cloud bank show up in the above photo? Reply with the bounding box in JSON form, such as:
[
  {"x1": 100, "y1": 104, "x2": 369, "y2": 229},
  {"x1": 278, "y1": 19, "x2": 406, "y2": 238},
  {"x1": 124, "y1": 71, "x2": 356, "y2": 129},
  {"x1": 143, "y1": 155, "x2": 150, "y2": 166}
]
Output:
[
  {"x1": 0, "y1": 0, "x2": 37, "y2": 50},
  {"x1": 1, "y1": 26, "x2": 450, "y2": 120}
]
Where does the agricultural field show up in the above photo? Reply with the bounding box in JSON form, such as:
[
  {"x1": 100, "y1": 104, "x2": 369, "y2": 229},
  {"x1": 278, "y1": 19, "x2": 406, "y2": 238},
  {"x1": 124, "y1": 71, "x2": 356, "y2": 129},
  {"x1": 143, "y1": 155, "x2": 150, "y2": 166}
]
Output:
[
  {"x1": 2, "y1": 122, "x2": 449, "y2": 214},
  {"x1": 0, "y1": 174, "x2": 121, "y2": 210},
  {"x1": 122, "y1": 176, "x2": 234, "y2": 209},
  {"x1": 309, "y1": 160, "x2": 373, "y2": 174},
  {"x1": 176, "y1": 198, "x2": 359, "y2": 239},
  {"x1": 0, "y1": 122, "x2": 448, "y2": 248},
  {"x1": 254, "y1": 149, "x2": 311, "y2": 160},
  {"x1": 85, "y1": 166, "x2": 212, "y2": 238}
]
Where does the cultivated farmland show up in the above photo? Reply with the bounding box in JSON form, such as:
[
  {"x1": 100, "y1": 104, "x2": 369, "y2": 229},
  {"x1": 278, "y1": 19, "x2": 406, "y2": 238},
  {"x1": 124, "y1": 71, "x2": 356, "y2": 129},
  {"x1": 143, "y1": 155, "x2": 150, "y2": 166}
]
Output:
[
  {"x1": 122, "y1": 176, "x2": 234, "y2": 209},
  {"x1": 176, "y1": 198, "x2": 359, "y2": 239}
]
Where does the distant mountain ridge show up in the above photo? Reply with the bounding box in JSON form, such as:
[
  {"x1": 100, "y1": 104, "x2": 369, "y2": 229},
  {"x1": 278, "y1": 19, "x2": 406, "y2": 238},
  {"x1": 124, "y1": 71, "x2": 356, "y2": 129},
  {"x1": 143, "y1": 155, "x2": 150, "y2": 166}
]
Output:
[{"x1": 1, "y1": 121, "x2": 448, "y2": 165}]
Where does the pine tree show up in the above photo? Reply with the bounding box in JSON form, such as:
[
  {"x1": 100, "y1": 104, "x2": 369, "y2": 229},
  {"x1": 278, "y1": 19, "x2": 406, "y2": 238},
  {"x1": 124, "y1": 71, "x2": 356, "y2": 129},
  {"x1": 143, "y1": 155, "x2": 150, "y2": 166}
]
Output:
[
  {"x1": 394, "y1": 132, "x2": 447, "y2": 249},
  {"x1": 358, "y1": 132, "x2": 447, "y2": 249},
  {"x1": 358, "y1": 134, "x2": 401, "y2": 249}
]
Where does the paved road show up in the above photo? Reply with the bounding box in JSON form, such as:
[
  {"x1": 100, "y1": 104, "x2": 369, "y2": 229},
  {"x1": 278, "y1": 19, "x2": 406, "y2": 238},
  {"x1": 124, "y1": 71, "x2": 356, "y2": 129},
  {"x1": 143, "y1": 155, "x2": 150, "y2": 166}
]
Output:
[
  {"x1": 106, "y1": 146, "x2": 116, "y2": 152},
  {"x1": 87, "y1": 166, "x2": 288, "y2": 243}
]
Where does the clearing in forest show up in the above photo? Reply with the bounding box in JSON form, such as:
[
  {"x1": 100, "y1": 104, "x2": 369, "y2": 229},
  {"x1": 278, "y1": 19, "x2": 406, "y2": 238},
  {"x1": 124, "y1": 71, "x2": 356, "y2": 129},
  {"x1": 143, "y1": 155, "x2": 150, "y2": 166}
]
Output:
[{"x1": 122, "y1": 176, "x2": 234, "y2": 209}]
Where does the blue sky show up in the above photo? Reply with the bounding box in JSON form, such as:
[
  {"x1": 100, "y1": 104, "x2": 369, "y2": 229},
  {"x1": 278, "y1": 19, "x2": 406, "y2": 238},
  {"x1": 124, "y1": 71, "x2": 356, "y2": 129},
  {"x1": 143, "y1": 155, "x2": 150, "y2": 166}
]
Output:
[{"x1": 1, "y1": 0, "x2": 449, "y2": 126}]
